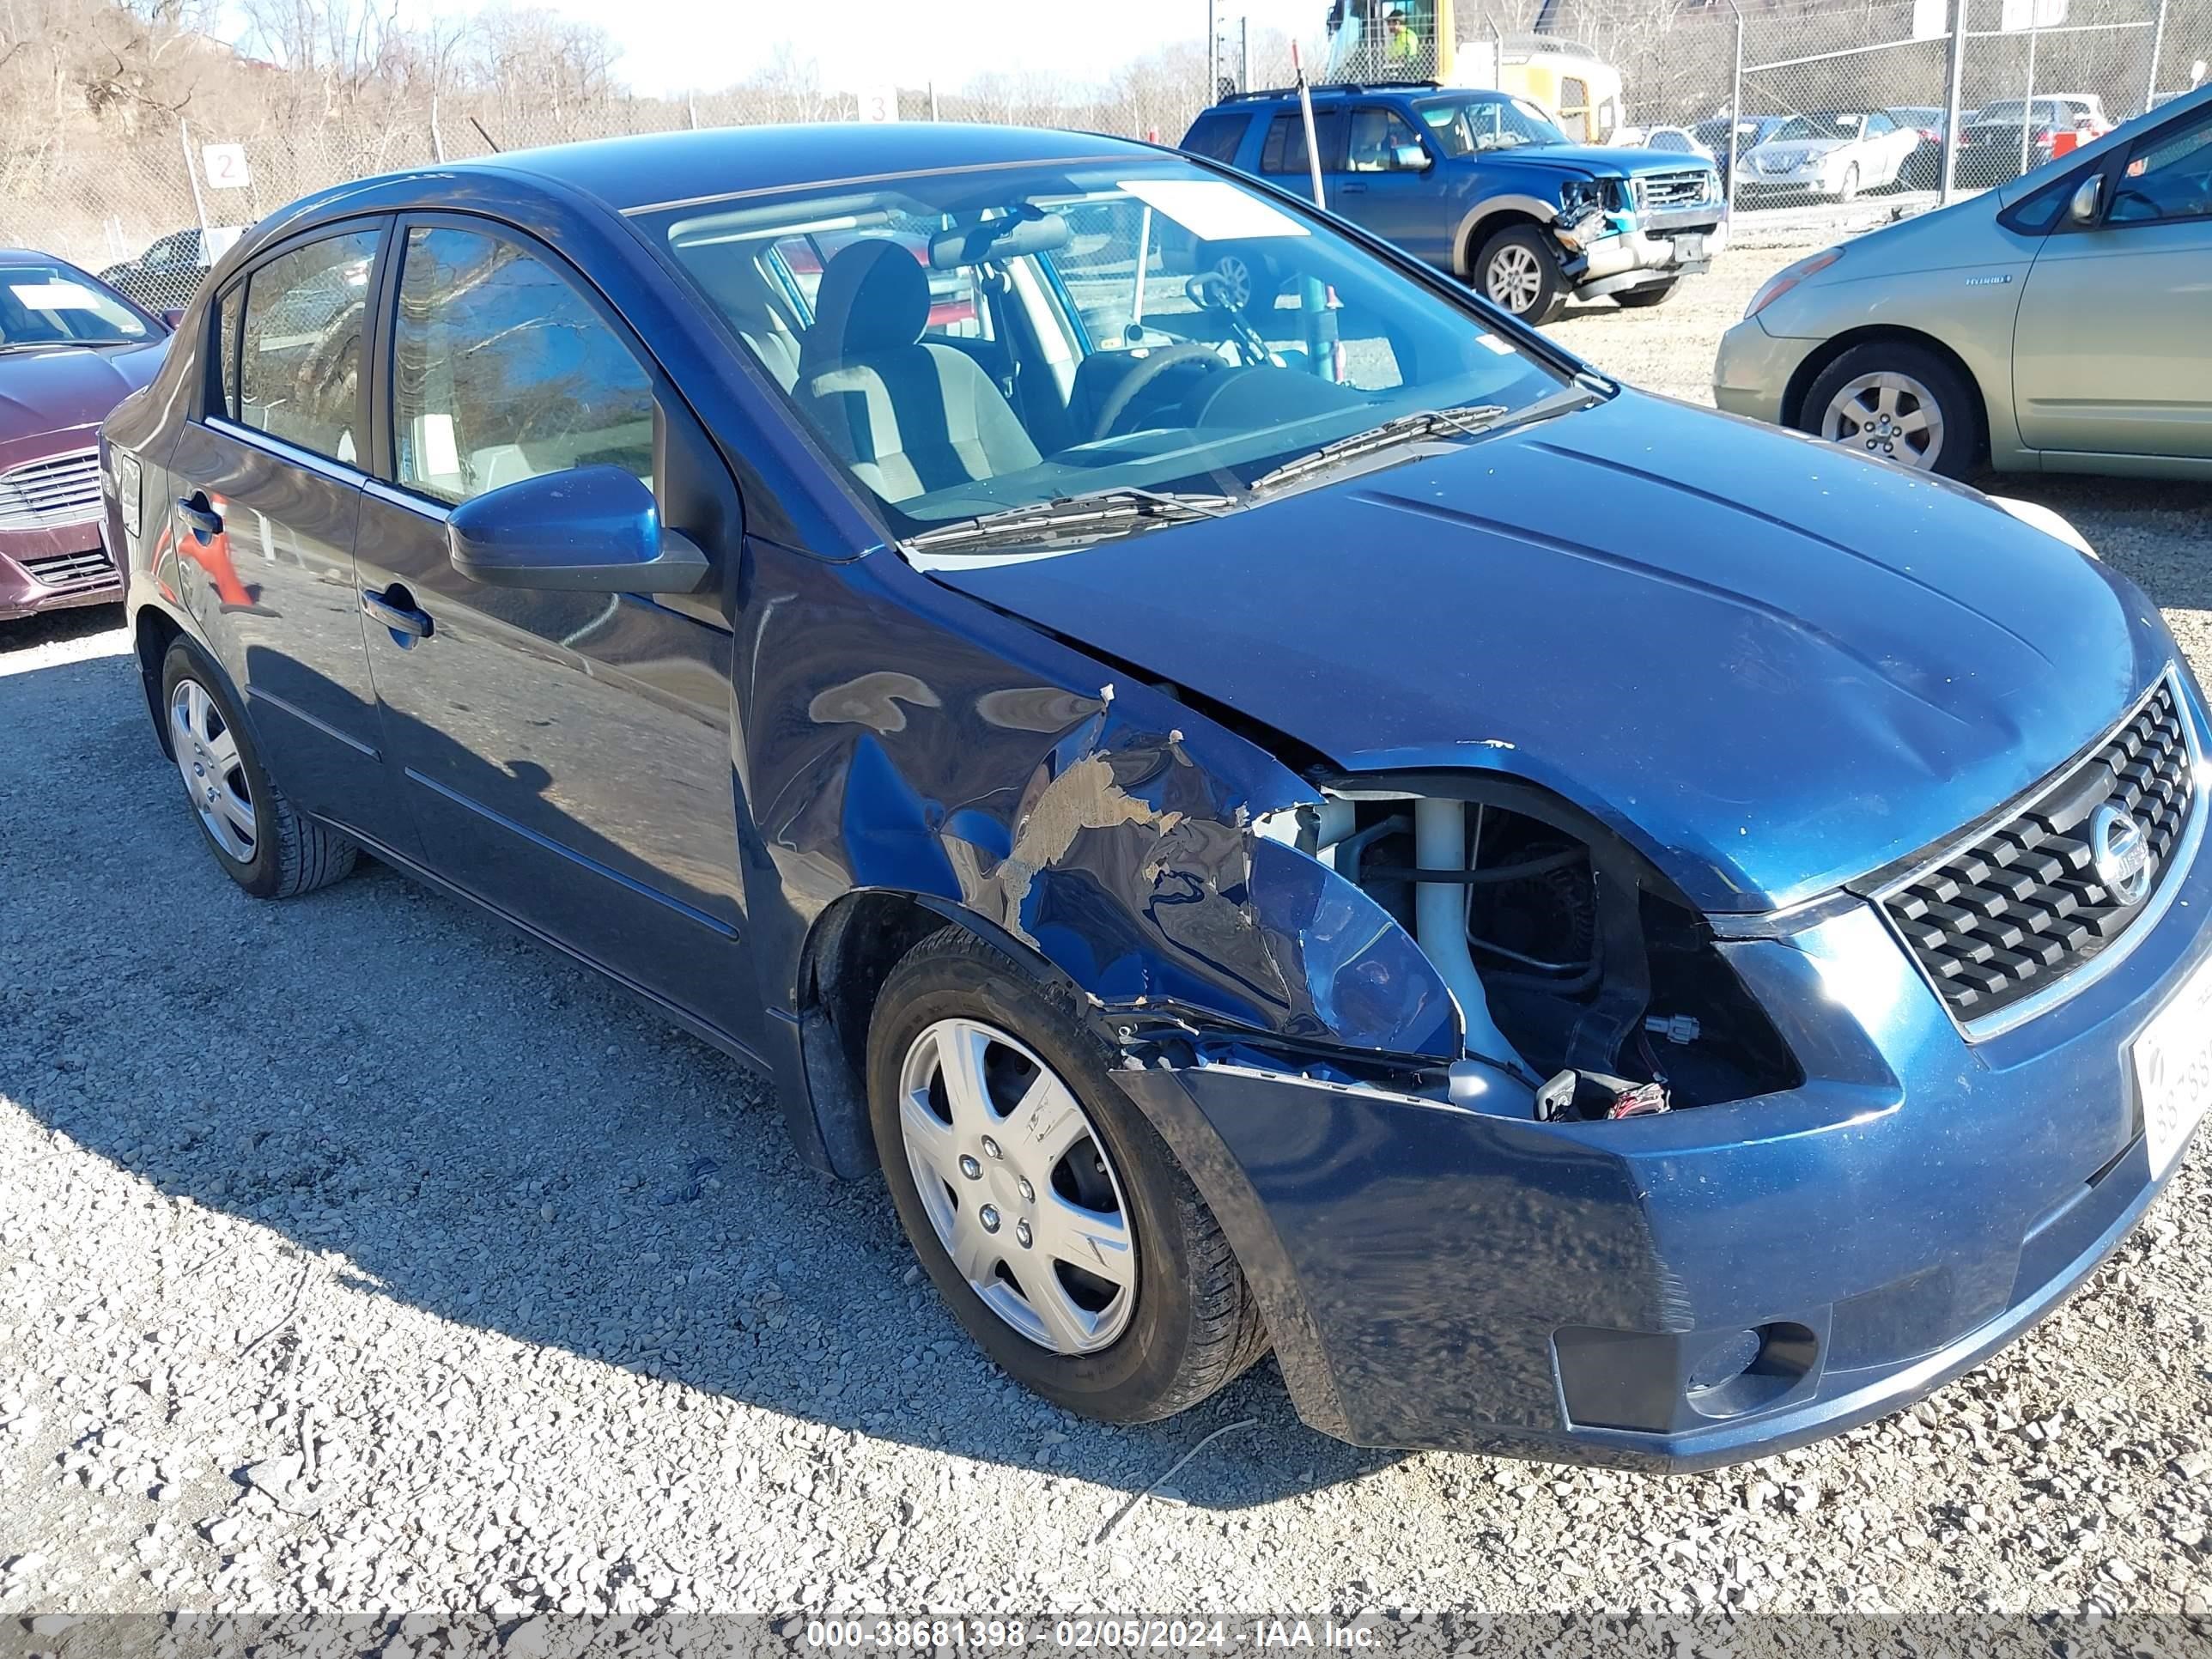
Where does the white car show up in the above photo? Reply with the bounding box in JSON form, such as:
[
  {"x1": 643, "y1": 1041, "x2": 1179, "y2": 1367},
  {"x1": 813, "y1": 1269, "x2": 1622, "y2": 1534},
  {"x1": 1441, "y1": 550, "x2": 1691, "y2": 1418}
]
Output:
[
  {"x1": 1607, "y1": 125, "x2": 1714, "y2": 160},
  {"x1": 1738, "y1": 110, "x2": 1920, "y2": 202}
]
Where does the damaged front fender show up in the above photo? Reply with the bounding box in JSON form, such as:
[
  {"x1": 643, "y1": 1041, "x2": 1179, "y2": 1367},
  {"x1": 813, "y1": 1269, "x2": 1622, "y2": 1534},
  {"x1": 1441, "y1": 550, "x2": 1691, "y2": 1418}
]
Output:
[{"x1": 740, "y1": 543, "x2": 1463, "y2": 1097}]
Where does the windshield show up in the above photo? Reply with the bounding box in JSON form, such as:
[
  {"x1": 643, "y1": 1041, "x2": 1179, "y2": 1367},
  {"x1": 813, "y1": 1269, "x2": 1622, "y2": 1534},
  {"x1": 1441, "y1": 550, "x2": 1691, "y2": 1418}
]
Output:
[
  {"x1": 1418, "y1": 94, "x2": 1571, "y2": 155},
  {"x1": 1773, "y1": 113, "x2": 1870, "y2": 142},
  {"x1": 0, "y1": 264, "x2": 150, "y2": 347},
  {"x1": 642, "y1": 157, "x2": 1571, "y2": 552}
]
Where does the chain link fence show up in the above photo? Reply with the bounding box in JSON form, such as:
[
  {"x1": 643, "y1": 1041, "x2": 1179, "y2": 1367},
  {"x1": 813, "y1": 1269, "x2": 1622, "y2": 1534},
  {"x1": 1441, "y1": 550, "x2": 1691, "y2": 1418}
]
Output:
[{"x1": 5, "y1": 0, "x2": 2208, "y2": 307}]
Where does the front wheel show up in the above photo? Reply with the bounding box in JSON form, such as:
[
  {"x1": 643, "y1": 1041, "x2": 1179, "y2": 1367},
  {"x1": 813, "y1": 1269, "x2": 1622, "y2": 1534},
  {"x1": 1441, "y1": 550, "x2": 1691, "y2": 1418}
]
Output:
[
  {"x1": 1835, "y1": 163, "x2": 1862, "y2": 203},
  {"x1": 1476, "y1": 226, "x2": 1566, "y2": 325},
  {"x1": 1613, "y1": 280, "x2": 1679, "y2": 309},
  {"x1": 867, "y1": 927, "x2": 1269, "y2": 1423},
  {"x1": 1800, "y1": 343, "x2": 1984, "y2": 479}
]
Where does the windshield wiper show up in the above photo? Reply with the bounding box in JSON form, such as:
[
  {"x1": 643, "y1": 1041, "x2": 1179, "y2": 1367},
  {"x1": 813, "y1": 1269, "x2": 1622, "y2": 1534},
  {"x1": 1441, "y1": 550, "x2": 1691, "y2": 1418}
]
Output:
[
  {"x1": 899, "y1": 486, "x2": 1237, "y2": 556},
  {"x1": 1247, "y1": 404, "x2": 1510, "y2": 495}
]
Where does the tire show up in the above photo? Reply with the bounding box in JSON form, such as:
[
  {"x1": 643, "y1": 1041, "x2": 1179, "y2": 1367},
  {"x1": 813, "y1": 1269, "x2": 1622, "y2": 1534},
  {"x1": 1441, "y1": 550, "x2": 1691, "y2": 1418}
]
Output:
[
  {"x1": 867, "y1": 926, "x2": 1269, "y2": 1424},
  {"x1": 160, "y1": 637, "x2": 358, "y2": 900},
  {"x1": 1613, "y1": 280, "x2": 1679, "y2": 309},
  {"x1": 1475, "y1": 226, "x2": 1566, "y2": 325},
  {"x1": 1836, "y1": 163, "x2": 1861, "y2": 203},
  {"x1": 1194, "y1": 244, "x2": 1278, "y2": 323},
  {"x1": 1799, "y1": 342, "x2": 1984, "y2": 481}
]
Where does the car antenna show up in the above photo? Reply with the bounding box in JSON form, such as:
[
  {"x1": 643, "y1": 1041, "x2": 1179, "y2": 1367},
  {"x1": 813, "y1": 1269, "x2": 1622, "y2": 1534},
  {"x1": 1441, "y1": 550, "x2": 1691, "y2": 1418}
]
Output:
[{"x1": 470, "y1": 116, "x2": 501, "y2": 154}]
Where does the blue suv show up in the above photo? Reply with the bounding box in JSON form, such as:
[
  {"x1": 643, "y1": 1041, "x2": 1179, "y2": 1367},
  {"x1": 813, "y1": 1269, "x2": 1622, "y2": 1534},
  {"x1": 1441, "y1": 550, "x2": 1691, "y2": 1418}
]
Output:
[{"x1": 1182, "y1": 82, "x2": 1727, "y2": 323}]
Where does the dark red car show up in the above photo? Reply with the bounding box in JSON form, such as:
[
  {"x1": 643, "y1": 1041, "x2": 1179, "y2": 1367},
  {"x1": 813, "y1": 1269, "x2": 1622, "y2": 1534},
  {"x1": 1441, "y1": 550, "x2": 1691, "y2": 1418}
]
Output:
[{"x1": 0, "y1": 251, "x2": 168, "y2": 622}]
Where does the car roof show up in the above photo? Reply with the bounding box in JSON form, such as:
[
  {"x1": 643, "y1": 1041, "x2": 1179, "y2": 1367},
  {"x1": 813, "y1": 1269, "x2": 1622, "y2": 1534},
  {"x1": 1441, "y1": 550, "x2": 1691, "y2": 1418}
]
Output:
[
  {"x1": 0, "y1": 247, "x2": 79, "y2": 264},
  {"x1": 441, "y1": 123, "x2": 1158, "y2": 216}
]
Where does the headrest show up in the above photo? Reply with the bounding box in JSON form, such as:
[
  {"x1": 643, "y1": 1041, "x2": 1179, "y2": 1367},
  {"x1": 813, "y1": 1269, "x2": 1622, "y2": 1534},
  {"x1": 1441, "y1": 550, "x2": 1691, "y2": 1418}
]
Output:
[{"x1": 809, "y1": 240, "x2": 929, "y2": 364}]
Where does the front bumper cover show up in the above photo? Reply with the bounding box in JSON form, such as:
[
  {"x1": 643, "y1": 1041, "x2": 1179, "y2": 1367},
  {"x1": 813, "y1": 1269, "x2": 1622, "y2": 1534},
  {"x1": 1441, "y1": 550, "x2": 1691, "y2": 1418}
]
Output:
[{"x1": 1114, "y1": 690, "x2": 2212, "y2": 1469}]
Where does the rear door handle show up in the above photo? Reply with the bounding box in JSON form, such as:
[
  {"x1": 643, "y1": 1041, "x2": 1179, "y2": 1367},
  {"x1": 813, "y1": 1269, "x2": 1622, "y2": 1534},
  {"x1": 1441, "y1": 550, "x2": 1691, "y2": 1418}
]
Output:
[
  {"x1": 174, "y1": 495, "x2": 222, "y2": 540},
  {"x1": 362, "y1": 586, "x2": 434, "y2": 641}
]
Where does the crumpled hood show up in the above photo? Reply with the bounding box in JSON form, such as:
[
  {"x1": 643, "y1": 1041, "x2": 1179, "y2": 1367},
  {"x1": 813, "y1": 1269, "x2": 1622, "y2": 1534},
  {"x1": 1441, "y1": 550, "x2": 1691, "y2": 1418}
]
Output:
[
  {"x1": 0, "y1": 342, "x2": 166, "y2": 453},
  {"x1": 1481, "y1": 144, "x2": 1707, "y2": 181},
  {"x1": 929, "y1": 392, "x2": 2169, "y2": 914}
]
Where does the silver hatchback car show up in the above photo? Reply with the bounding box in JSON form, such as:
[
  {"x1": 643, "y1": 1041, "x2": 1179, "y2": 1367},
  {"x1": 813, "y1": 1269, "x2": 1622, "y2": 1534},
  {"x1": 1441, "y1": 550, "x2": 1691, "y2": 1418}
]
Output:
[{"x1": 1716, "y1": 84, "x2": 2212, "y2": 480}]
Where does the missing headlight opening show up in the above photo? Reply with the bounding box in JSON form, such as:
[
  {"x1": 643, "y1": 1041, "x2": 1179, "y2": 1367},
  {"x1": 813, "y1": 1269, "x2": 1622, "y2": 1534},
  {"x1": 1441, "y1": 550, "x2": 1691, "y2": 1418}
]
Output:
[{"x1": 1270, "y1": 789, "x2": 1801, "y2": 1123}]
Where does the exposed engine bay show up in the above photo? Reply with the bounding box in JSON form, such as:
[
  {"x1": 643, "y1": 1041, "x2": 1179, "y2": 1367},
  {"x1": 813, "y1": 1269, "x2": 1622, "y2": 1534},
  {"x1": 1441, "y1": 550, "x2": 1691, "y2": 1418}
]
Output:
[{"x1": 1267, "y1": 787, "x2": 1801, "y2": 1122}]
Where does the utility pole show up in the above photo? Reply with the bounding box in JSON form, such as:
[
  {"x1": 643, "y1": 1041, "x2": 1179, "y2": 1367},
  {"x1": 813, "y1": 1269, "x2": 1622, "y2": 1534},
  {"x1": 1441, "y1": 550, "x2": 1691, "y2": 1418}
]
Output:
[
  {"x1": 178, "y1": 118, "x2": 210, "y2": 241},
  {"x1": 1206, "y1": 0, "x2": 1217, "y2": 105},
  {"x1": 1941, "y1": 0, "x2": 1970, "y2": 204}
]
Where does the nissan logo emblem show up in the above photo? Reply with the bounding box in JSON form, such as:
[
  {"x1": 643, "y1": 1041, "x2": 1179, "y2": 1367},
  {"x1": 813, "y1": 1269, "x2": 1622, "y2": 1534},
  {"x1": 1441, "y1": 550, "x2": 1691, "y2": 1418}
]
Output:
[{"x1": 2090, "y1": 803, "x2": 2152, "y2": 906}]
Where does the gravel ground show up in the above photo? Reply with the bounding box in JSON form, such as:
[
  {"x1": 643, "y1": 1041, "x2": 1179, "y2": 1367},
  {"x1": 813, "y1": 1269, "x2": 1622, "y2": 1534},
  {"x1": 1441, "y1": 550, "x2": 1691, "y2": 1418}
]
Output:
[{"x1": 3, "y1": 237, "x2": 2211, "y2": 1633}]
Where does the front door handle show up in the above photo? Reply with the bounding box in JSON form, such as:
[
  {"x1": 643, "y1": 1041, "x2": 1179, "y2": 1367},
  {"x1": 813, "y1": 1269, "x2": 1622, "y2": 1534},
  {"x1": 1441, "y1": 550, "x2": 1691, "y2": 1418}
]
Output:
[
  {"x1": 362, "y1": 586, "x2": 434, "y2": 641},
  {"x1": 174, "y1": 495, "x2": 223, "y2": 541},
  {"x1": 1339, "y1": 181, "x2": 1369, "y2": 193}
]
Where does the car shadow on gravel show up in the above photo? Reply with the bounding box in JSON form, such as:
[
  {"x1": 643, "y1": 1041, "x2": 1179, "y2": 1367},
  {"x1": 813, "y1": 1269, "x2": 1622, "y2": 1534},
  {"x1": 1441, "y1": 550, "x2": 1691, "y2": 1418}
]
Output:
[
  {"x1": 0, "y1": 646, "x2": 1407, "y2": 1514},
  {"x1": 1986, "y1": 475, "x2": 2212, "y2": 619}
]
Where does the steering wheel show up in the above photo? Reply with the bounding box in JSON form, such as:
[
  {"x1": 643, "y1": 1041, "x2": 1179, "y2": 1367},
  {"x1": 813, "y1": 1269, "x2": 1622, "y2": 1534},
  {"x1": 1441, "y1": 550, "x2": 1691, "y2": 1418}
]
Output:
[
  {"x1": 1090, "y1": 343, "x2": 1222, "y2": 442},
  {"x1": 1183, "y1": 271, "x2": 1275, "y2": 365}
]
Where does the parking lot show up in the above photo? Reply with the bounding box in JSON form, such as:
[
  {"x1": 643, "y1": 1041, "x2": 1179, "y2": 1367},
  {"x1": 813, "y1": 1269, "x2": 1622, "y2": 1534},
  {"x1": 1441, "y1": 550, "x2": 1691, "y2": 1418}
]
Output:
[{"x1": 3, "y1": 235, "x2": 2209, "y2": 1626}]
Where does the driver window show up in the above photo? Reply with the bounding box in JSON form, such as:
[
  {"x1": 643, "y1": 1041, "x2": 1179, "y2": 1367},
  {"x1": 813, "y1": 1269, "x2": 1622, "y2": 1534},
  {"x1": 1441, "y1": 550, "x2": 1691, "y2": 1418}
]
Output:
[
  {"x1": 1346, "y1": 108, "x2": 1427, "y2": 172},
  {"x1": 390, "y1": 226, "x2": 655, "y2": 506},
  {"x1": 2110, "y1": 108, "x2": 2212, "y2": 224}
]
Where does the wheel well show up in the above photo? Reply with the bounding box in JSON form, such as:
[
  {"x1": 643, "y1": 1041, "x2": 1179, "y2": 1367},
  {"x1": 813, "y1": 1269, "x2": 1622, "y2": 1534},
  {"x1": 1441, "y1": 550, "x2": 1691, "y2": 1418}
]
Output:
[
  {"x1": 1781, "y1": 326, "x2": 1990, "y2": 463},
  {"x1": 134, "y1": 606, "x2": 183, "y2": 756},
  {"x1": 1461, "y1": 210, "x2": 1547, "y2": 278}
]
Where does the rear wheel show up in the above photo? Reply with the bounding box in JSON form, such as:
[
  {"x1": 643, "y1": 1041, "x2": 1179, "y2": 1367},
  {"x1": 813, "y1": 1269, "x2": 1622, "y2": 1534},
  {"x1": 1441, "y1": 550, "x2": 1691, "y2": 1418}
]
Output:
[
  {"x1": 161, "y1": 638, "x2": 357, "y2": 899},
  {"x1": 1801, "y1": 342, "x2": 1983, "y2": 479},
  {"x1": 867, "y1": 927, "x2": 1268, "y2": 1423},
  {"x1": 1613, "y1": 280, "x2": 1679, "y2": 309},
  {"x1": 1476, "y1": 226, "x2": 1566, "y2": 325}
]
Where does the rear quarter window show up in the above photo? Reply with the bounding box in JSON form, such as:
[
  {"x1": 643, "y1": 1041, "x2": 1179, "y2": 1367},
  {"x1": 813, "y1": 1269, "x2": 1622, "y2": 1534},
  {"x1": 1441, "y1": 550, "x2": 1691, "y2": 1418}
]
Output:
[{"x1": 1182, "y1": 111, "x2": 1249, "y2": 165}]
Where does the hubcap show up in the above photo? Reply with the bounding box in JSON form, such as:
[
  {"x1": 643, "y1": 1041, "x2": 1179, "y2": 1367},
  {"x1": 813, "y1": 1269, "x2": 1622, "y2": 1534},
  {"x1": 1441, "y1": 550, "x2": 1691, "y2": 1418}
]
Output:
[
  {"x1": 1486, "y1": 244, "x2": 1544, "y2": 313},
  {"x1": 897, "y1": 1018, "x2": 1138, "y2": 1354},
  {"x1": 1820, "y1": 371, "x2": 1944, "y2": 470},
  {"x1": 167, "y1": 678, "x2": 257, "y2": 863}
]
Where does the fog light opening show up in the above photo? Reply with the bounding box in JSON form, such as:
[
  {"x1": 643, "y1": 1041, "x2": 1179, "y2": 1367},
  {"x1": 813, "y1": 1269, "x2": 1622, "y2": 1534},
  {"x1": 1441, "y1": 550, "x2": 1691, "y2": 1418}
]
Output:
[{"x1": 1684, "y1": 1321, "x2": 1819, "y2": 1420}]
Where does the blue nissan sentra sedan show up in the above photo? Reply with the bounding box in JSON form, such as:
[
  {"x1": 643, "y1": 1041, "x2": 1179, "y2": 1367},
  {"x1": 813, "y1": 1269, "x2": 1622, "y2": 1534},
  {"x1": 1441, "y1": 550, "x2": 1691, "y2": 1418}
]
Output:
[{"x1": 100, "y1": 123, "x2": 2210, "y2": 1469}]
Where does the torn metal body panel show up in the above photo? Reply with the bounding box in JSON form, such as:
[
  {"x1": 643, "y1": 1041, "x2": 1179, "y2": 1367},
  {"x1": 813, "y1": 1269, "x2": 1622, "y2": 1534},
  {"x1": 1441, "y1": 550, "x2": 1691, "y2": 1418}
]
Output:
[{"x1": 732, "y1": 538, "x2": 1464, "y2": 1165}]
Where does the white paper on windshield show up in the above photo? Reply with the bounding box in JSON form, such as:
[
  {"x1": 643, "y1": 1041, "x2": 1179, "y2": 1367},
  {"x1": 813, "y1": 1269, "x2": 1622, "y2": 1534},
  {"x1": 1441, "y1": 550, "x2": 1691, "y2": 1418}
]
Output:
[
  {"x1": 1474, "y1": 333, "x2": 1516, "y2": 355},
  {"x1": 11, "y1": 283, "x2": 104, "y2": 310},
  {"x1": 1116, "y1": 179, "x2": 1309, "y2": 243}
]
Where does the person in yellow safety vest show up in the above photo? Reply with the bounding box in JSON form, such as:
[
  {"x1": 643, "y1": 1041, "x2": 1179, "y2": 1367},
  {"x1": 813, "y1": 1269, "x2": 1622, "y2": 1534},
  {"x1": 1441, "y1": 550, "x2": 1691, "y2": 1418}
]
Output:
[{"x1": 1384, "y1": 3, "x2": 1421, "y2": 69}]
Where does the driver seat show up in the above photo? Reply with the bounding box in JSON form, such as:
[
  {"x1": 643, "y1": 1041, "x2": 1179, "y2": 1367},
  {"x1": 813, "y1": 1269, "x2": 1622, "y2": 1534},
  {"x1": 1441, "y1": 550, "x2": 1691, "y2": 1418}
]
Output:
[{"x1": 795, "y1": 241, "x2": 1039, "y2": 502}]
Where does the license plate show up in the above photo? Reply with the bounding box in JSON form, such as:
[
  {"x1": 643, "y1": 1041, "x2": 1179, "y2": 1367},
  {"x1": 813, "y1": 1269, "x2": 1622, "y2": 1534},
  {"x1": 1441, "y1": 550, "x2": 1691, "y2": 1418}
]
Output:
[{"x1": 2132, "y1": 951, "x2": 2212, "y2": 1178}]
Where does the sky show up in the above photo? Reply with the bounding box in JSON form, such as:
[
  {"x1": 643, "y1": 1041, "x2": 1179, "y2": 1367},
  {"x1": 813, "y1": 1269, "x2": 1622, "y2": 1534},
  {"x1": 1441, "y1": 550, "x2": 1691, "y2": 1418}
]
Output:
[{"x1": 500, "y1": 0, "x2": 1324, "y2": 98}]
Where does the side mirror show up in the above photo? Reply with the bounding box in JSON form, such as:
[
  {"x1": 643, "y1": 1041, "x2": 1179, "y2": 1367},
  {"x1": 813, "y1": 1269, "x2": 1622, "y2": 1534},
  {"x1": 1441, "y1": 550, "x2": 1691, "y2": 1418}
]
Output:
[
  {"x1": 2068, "y1": 173, "x2": 2105, "y2": 226},
  {"x1": 446, "y1": 465, "x2": 710, "y2": 594},
  {"x1": 1393, "y1": 144, "x2": 1433, "y2": 171},
  {"x1": 158, "y1": 307, "x2": 186, "y2": 333}
]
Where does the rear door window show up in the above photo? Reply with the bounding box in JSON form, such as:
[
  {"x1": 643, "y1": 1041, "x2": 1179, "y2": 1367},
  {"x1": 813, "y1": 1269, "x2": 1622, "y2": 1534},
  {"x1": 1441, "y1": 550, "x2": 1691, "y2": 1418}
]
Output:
[
  {"x1": 1260, "y1": 111, "x2": 1346, "y2": 175},
  {"x1": 237, "y1": 228, "x2": 380, "y2": 465}
]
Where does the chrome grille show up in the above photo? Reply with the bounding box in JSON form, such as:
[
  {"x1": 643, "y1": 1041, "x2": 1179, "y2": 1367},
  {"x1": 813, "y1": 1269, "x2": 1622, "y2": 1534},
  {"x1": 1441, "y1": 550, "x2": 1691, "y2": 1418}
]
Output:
[
  {"x1": 1635, "y1": 168, "x2": 1715, "y2": 209},
  {"x1": 21, "y1": 547, "x2": 115, "y2": 591},
  {"x1": 0, "y1": 450, "x2": 103, "y2": 533},
  {"x1": 1882, "y1": 676, "x2": 2197, "y2": 1021}
]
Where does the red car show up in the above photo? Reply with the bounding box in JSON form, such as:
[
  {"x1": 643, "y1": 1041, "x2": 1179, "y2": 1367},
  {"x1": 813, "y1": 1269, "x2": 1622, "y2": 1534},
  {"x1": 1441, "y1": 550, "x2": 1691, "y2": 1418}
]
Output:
[{"x1": 0, "y1": 251, "x2": 168, "y2": 622}]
